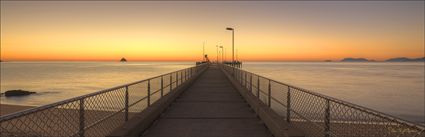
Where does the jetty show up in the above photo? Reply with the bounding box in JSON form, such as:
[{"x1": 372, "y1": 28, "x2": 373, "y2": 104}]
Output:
[{"x1": 1, "y1": 63, "x2": 424, "y2": 137}]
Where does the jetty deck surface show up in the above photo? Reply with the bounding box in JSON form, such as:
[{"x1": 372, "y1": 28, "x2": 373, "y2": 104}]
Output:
[{"x1": 142, "y1": 65, "x2": 273, "y2": 137}]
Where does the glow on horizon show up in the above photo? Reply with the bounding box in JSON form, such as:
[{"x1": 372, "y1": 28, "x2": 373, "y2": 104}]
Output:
[{"x1": 1, "y1": 1, "x2": 424, "y2": 61}]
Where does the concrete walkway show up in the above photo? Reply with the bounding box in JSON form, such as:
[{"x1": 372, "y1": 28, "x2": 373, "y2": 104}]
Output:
[{"x1": 142, "y1": 65, "x2": 273, "y2": 137}]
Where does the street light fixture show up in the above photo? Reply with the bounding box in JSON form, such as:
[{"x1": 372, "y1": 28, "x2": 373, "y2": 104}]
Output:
[{"x1": 226, "y1": 27, "x2": 234, "y2": 64}]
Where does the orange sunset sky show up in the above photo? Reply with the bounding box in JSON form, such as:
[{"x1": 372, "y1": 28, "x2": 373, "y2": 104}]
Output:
[{"x1": 1, "y1": 1, "x2": 424, "y2": 61}]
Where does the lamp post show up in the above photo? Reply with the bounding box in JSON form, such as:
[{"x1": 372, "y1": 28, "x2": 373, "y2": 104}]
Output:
[
  {"x1": 226, "y1": 27, "x2": 234, "y2": 64},
  {"x1": 236, "y1": 49, "x2": 238, "y2": 61},
  {"x1": 216, "y1": 45, "x2": 219, "y2": 63},
  {"x1": 219, "y1": 46, "x2": 224, "y2": 63}
]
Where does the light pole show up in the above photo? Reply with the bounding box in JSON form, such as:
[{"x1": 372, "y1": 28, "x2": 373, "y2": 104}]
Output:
[
  {"x1": 223, "y1": 47, "x2": 227, "y2": 61},
  {"x1": 236, "y1": 49, "x2": 238, "y2": 61},
  {"x1": 219, "y1": 46, "x2": 224, "y2": 63},
  {"x1": 226, "y1": 27, "x2": 234, "y2": 64},
  {"x1": 216, "y1": 45, "x2": 219, "y2": 63}
]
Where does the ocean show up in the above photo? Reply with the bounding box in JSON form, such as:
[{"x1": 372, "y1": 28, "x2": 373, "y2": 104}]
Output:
[
  {"x1": 242, "y1": 62, "x2": 424, "y2": 123},
  {"x1": 0, "y1": 61, "x2": 423, "y2": 123},
  {"x1": 0, "y1": 62, "x2": 193, "y2": 106}
]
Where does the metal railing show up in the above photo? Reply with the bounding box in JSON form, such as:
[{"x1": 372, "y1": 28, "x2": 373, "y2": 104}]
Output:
[
  {"x1": 0, "y1": 64, "x2": 208, "y2": 137},
  {"x1": 221, "y1": 64, "x2": 425, "y2": 137}
]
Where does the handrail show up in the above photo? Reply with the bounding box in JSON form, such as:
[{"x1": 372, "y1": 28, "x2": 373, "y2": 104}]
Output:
[
  {"x1": 0, "y1": 63, "x2": 209, "y2": 137},
  {"x1": 220, "y1": 64, "x2": 424, "y2": 137}
]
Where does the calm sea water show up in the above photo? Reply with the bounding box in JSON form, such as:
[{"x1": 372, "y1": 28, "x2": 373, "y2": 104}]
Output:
[
  {"x1": 242, "y1": 62, "x2": 424, "y2": 123},
  {"x1": 0, "y1": 61, "x2": 424, "y2": 123},
  {"x1": 0, "y1": 62, "x2": 193, "y2": 106}
]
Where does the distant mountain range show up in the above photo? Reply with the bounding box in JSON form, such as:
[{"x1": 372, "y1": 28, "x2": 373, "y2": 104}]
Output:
[
  {"x1": 385, "y1": 57, "x2": 425, "y2": 62},
  {"x1": 341, "y1": 58, "x2": 370, "y2": 62},
  {"x1": 340, "y1": 57, "x2": 425, "y2": 62}
]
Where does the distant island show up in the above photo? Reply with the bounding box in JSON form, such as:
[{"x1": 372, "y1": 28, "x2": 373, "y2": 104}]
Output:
[
  {"x1": 385, "y1": 57, "x2": 425, "y2": 62},
  {"x1": 120, "y1": 58, "x2": 127, "y2": 62},
  {"x1": 341, "y1": 58, "x2": 369, "y2": 62},
  {"x1": 338, "y1": 57, "x2": 424, "y2": 62}
]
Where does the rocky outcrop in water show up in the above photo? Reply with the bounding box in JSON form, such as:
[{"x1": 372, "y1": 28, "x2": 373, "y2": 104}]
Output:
[
  {"x1": 4, "y1": 90, "x2": 36, "y2": 97},
  {"x1": 120, "y1": 58, "x2": 127, "y2": 62}
]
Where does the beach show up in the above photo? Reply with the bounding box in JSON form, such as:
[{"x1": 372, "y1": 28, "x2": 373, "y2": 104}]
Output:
[{"x1": 0, "y1": 104, "x2": 35, "y2": 116}]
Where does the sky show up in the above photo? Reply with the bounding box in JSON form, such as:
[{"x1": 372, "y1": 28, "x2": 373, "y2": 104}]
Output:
[{"x1": 1, "y1": 1, "x2": 424, "y2": 61}]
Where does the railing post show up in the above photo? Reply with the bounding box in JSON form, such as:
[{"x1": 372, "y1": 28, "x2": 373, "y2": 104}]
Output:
[
  {"x1": 268, "y1": 80, "x2": 271, "y2": 107},
  {"x1": 245, "y1": 72, "x2": 247, "y2": 87},
  {"x1": 160, "y1": 76, "x2": 164, "y2": 97},
  {"x1": 238, "y1": 69, "x2": 241, "y2": 83},
  {"x1": 147, "y1": 80, "x2": 151, "y2": 106},
  {"x1": 233, "y1": 67, "x2": 235, "y2": 77},
  {"x1": 125, "y1": 86, "x2": 129, "y2": 121},
  {"x1": 250, "y1": 74, "x2": 252, "y2": 92},
  {"x1": 176, "y1": 72, "x2": 179, "y2": 86},
  {"x1": 325, "y1": 99, "x2": 331, "y2": 137},
  {"x1": 238, "y1": 70, "x2": 241, "y2": 84},
  {"x1": 79, "y1": 98, "x2": 85, "y2": 137},
  {"x1": 287, "y1": 86, "x2": 291, "y2": 123},
  {"x1": 257, "y1": 76, "x2": 260, "y2": 98},
  {"x1": 170, "y1": 74, "x2": 173, "y2": 91}
]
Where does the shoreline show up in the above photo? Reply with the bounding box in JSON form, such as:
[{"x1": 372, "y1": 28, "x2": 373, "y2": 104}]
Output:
[{"x1": 0, "y1": 104, "x2": 35, "y2": 116}]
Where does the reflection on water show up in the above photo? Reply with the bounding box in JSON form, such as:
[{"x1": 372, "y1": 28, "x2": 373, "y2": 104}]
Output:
[
  {"x1": 242, "y1": 62, "x2": 424, "y2": 123},
  {"x1": 0, "y1": 62, "x2": 193, "y2": 106}
]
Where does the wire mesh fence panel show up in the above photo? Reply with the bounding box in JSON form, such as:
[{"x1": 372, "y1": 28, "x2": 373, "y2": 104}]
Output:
[
  {"x1": 270, "y1": 80, "x2": 288, "y2": 117},
  {"x1": 177, "y1": 71, "x2": 182, "y2": 86},
  {"x1": 289, "y1": 87, "x2": 327, "y2": 136},
  {"x1": 251, "y1": 75, "x2": 259, "y2": 96},
  {"x1": 1, "y1": 100, "x2": 81, "y2": 137},
  {"x1": 240, "y1": 70, "x2": 246, "y2": 87},
  {"x1": 258, "y1": 77, "x2": 269, "y2": 105},
  {"x1": 128, "y1": 81, "x2": 148, "y2": 112},
  {"x1": 149, "y1": 77, "x2": 162, "y2": 104},
  {"x1": 84, "y1": 111, "x2": 125, "y2": 137},
  {"x1": 163, "y1": 74, "x2": 171, "y2": 95},
  {"x1": 83, "y1": 87, "x2": 126, "y2": 136},
  {"x1": 182, "y1": 70, "x2": 186, "y2": 83},
  {"x1": 149, "y1": 77, "x2": 161, "y2": 97},
  {"x1": 245, "y1": 73, "x2": 252, "y2": 91},
  {"x1": 220, "y1": 64, "x2": 425, "y2": 137},
  {"x1": 171, "y1": 72, "x2": 177, "y2": 90},
  {"x1": 258, "y1": 91, "x2": 268, "y2": 105},
  {"x1": 329, "y1": 101, "x2": 424, "y2": 137}
]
